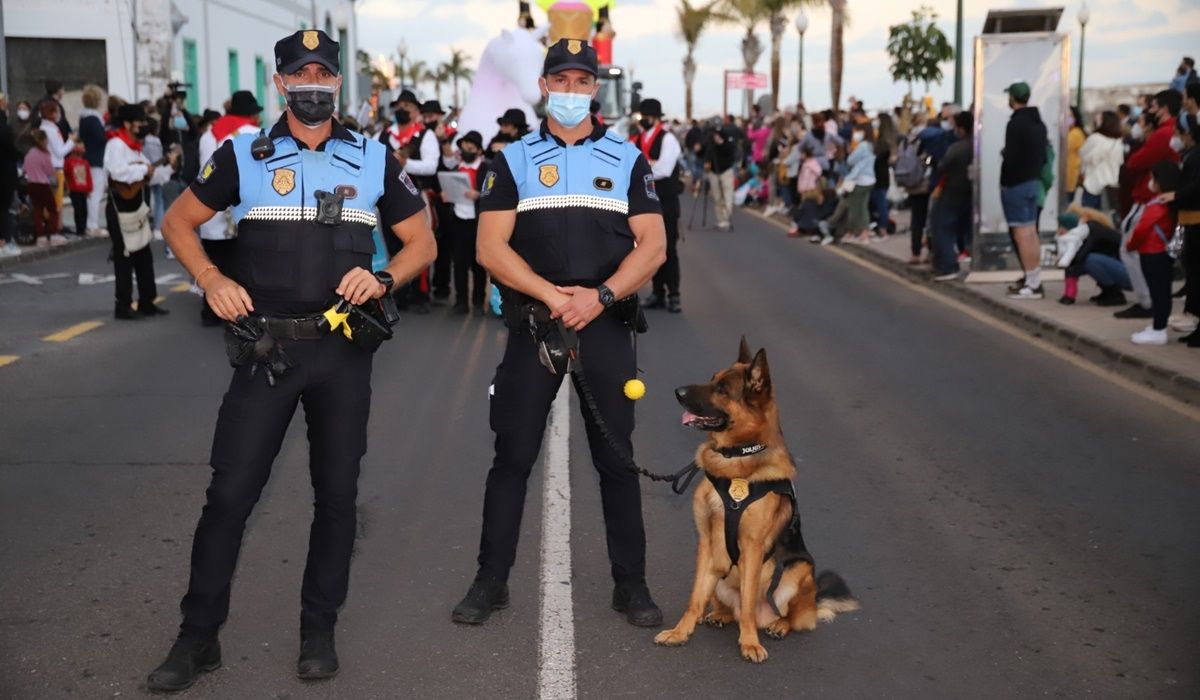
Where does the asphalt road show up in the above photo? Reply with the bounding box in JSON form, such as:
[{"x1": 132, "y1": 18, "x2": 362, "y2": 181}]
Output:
[{"x1": 1, "y1": 202, "x2": 1197, "y2": 699}]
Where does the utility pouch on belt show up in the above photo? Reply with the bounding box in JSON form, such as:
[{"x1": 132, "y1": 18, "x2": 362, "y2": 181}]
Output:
[
  {"x1": 224, "y1": 316, "x2": 295, "y2": 387},
  {"x1": 522, "y1": 301, "x2": 578, "y2": 376},
  {"x1": 613, "y1": 295, "x2": 649, "y2": 334},
  {"x1": 319, "y1": 298, "x2": 397, "y2": 353}
]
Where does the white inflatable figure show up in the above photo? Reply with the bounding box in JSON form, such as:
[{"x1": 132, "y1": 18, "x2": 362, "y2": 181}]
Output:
[{"x1": 456, "y1": 26, "x2": 547, "y2": 145}]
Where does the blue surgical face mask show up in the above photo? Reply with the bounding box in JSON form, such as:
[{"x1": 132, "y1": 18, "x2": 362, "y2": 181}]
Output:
[
  {"x1": 173, "y1": 115, "x2": 187, "y2": 130},
  {"x1": 546, "y1": 91, "x2": 591, "y2": 128}
]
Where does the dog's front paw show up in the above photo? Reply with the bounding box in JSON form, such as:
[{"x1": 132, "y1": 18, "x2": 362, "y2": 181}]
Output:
[
  {"x1": 702, "y1": 611, "x2": 734, "y2": 627},
  {"x1": 654, "y1": 628, "x2": 692, "y2": 647},
  {"x1": 740, "y1": 641, "x2": 769, "y2": 663},
  {"x1": 764, "y1": 619, "x2": 790, "y2": 640}
]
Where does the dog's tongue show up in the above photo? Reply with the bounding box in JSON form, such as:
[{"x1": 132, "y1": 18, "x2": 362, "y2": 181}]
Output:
[{"x1": 681, "y1": 411, "x2": 699, "y2": 426}]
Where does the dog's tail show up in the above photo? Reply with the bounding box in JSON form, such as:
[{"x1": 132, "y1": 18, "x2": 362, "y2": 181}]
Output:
[{"x1": 815, "y1": 570, "x2": 860, "y2": 623}]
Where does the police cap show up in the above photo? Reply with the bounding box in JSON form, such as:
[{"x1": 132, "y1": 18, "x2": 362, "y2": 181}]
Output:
[
  {"x1": 275, "y1": 29, "x2": 340, "y2": 75},
  {"x1": 543, "y1": 38, "x2": 598, "y2": 77}
]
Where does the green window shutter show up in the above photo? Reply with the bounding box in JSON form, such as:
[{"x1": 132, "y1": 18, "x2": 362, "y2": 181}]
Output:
[
  {"x1": 228, "y1": 50, "x2": 240, "y2": 92},
  {"x1": 183, "y1": 39, "x2": 199, "y2": 114},
  {"x1": 255, "y1": 56, "x2": 267, "y2": 106}
]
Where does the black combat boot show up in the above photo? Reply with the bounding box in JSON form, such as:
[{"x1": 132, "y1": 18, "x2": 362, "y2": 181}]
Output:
[
  {"x1": 666, "y1": 294, "x2": 682, "y2": 313},
  {"x1": 146, "y1": 635, "x2": 221, "y2": 692},
  {"x1": 612, "y1": 580, "x2": 663, "y2": 627},
  {"x1": 451, "y1": 578, "x2": 510, "y2": 624},
  {"x1": 297, "y1": 627, "x2": 339, "y2": 680}
]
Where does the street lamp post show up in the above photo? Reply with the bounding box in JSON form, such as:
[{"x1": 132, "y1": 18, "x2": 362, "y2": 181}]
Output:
[
  {"x1": 954, "y1": 0, "x2": 963, "y2": 105},
  {"x1": 794, "y1": 10, "x2": 808, "y2": 107},
  {"x1": 397, "y1": 38, "x2": 408, "y2": 90},
  {"x1": 1076, "y1": 2, "x2": 1089, "y2": 113}
]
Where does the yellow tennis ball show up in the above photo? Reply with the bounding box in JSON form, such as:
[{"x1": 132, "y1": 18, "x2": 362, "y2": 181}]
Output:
[{"x1": 624, "y1": 379, "x2": 646, "y2": 400}]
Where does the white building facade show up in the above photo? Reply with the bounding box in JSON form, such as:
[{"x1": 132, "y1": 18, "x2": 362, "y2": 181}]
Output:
[{"x1": 3, "y1": 0, "x2": 360, "y2": 123}]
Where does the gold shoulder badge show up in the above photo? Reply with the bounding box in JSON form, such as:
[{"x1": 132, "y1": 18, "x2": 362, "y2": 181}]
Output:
[
  {"x1": 728, "y1": 478, "x2": 750, "y2": 503},
  {"x1": 272, "y1": 168, "x2": 296, "y2": 196},
  {"x1": 538, "y1": 164, "x2": 559, "y2": 188},
  {"x1": 567, "y1": 39, "x2": 583, "y2": 55},
  {"x1": 302, "y1": 30, "x2": 320, "y2": 50}
]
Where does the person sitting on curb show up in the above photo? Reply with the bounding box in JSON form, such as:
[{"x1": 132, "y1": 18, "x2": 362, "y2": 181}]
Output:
[{"x1": 1054, "y1": 208, "x2": 1130, "y2": 306}]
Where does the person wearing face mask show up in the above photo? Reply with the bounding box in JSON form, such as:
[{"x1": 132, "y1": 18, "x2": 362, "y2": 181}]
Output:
[
  {"x1": 1158, "y1": 113, "x2": 1200, "y2": 346},
  {"x1": 636, "y1": 98, "x2": 683, "y2": 313},
  {"x1": 445, "y1": 130, "x2": 489, "y2": 314},
  {"x1": 379, "y1": 89, "x2": 423, "y2": 160},
  {"x1": 1124, "y1": 90, "x2": 1181, "y2": 211},
  {"x1": 102, "y1": 103, "x2": 174, "y2": 318},
  {"x1": 490, "y1": 108, "x2": 532, "y2": 152},
  {"x1": 147, "y1": 29, "x2": 436, "y2": 691},
  {"x1": 1171, "y1": 57, "x2": 1196, "y2": 95},
  {"x1": 454, "y1": 38, "x2": 667, "y2": 630},
  {"x1": 414, "y1": 100, "x2": 459, "y2": 306}
]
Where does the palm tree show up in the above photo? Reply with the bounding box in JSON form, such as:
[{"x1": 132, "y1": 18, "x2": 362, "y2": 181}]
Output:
[
  {"x1": 444, "y1": 48, "x2": 474, "y2": 109},
  {"x1": 829, "y1": 0, "x2": 847, "y2": 111},
  {"x1": 720, "y1": 0, "x2": 770, "y2": 115},
  {"x1": 758, "y1": 0, "x2": 816, "y2": 112},
  {"x1": 424, "y1": 63, "x2": 451, "y2": 104},
  {"x1": 677, "y1": 1, "x2": 727, "y2": 120},
  {"x1": 405, "y1": 59, "x2": 427, "y2": 94}
]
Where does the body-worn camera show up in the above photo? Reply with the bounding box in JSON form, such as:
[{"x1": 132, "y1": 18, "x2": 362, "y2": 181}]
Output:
[{"x1": 313, "y1": 189, "x2": 344, "y2": 225}]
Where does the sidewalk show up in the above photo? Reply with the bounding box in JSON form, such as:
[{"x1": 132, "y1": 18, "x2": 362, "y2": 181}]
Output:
[
  {"x1": 759, "y1": 206, "x2": 1199, "y2": 406},
  {"x1": 0, "y1": 234, "x2": 109, "y2": 270}
]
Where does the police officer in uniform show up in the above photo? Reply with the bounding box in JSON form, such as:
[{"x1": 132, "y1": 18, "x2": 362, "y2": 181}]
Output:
[
  {"x1": 149, "y1": 30, "x2": 435, "y2": 691},
  {"x1": 635, "y1": 98, "x2": 684, "y2": 313},
  {"x1": 452, "y1": 39, "x2": 667, "y2": 627}
]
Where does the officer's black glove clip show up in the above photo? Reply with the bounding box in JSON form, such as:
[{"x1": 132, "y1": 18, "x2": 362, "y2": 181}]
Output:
[
  {"x1": 522, "y1": 301, "x2": 577, "y2": 376},
  {"x1": 225, "y1": 316, "x2": 295, "y2": 387}
]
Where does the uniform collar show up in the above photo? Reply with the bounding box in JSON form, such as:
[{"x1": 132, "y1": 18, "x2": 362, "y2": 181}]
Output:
[
  {"x1": 269, "y1": 113, "x2": 356, "y2": 151},
  {"x1": 539, "y1": 116, "x2": 607, "y2": 146}
]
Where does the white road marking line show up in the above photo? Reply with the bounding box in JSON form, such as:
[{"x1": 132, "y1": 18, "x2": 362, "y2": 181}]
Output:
[
  {"x1": 538, "y1": 381, "x2": 576, "y2": 700},
  {"x1": 742, "y1": 207, "x2": 1200, "y2": 424},
  {"x1": 9, "y1": 273, "x2": 44, "y2": 285}
]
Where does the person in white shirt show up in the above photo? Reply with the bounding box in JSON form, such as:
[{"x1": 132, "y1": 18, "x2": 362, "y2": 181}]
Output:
[
  {"x1": 37, "y1": 101, "x2": 76, "y2": 232},
  {"x1": 407, "y1": 100, "x2": 459, "y2": 307},
  {"x1": 1079, "y1": 110, "x2": 1126, "y2": 211},
  {"x1": 104, "y1": 103, "x2": 176, "y2": 320},
  {"x1": 636, "y1": 99, "x2": 684, "y2": 313},
  {"x1": 195, "y1": 92, "x2": 263, "y2": 325},
  {"x1": 444, "y1": 130, "x2": 488, "y2": 314}
]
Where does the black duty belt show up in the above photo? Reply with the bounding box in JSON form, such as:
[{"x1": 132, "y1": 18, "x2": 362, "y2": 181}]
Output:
[{"x1": 260, "y1": 315, "x2": 328, "y2": 340}]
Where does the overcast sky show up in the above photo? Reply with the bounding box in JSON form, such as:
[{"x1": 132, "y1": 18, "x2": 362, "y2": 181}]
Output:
[{"x1": 355, "y1": 0, "x2": 1196, "y2": 117}]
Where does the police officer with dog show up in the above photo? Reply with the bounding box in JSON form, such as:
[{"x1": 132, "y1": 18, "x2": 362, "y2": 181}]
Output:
[
  {"x1": 149, "y1": 29, "x2": 435, "y2": 691},
  {"x1": 452, "y1": 38, "x2": 667, "y2": 628}
]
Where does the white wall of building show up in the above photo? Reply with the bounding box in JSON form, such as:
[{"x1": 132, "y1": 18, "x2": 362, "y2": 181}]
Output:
[{"x1": 3, "y1": 0, "x2": 359, "y2": 122}]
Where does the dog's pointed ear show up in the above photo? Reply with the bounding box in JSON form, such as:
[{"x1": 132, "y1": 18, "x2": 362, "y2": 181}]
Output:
[
  {"x1": 746, "y1": 348, "x2": 772, "y2": 396},
  {"x1": 737, "y1": 336, "x2": 752, "y2": 364}
]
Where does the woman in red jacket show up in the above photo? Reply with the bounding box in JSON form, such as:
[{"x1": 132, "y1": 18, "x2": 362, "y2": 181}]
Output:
[{"x1": 1127, "y1": 160, "x2": 1180, "y2": 345}]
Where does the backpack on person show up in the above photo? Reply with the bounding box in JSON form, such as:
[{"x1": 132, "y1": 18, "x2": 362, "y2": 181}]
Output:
[{"x1": 894, "y1": 137, "x2": 929, "y2": 190}]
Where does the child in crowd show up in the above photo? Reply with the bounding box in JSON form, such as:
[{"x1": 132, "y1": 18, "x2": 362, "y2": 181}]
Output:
[
  {"x1": 63, "y1": 142, "x2": 93, "y2": 240},
  {"x1": 22, "y1": 129, "x2": 60, "y2": 246},
  {"x1": 1127, "y1": 161, "x2": 1180, "y2": 345}
]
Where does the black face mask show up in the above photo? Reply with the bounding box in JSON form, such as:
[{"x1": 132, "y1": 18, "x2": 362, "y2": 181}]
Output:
[
  {"x1": 136, "y1": 124, "x2": 153, "y2": 139},
  {"x1": 460, "y1": 151, "x2": 479, "y2": 163},
  {"x1": 639, "y1": 117, "x2": 655, "y2": 130},
  {"x1": 285, "y1": 85, "x2": 337, "y2": 127},
  {"x1": 812, "y1": 127, "x2": 825, "y2": 140},
  {"x1": 395, "y1": 110, "x2": 411, "y2": 125},
  {"x1": 425, "y1": 119, "x2": 440, "y2": 129}
]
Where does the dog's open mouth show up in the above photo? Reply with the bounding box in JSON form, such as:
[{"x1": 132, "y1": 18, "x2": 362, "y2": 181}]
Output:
[{"x1": 681, "y1": 411, "x2": 728, "y2": 431}]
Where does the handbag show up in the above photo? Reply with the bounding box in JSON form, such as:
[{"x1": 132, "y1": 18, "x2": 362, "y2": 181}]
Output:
[
  {"x1": 116, "y1": 202, "x2": 153, "y2": 255},
  {"x1": 1165, "y1": 224, "x2": 1184, "y2": 260}
]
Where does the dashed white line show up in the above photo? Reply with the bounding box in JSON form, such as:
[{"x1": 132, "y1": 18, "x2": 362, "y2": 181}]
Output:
[{"x1": 537, "y1": 381, "x2": 576, "y2": 700}]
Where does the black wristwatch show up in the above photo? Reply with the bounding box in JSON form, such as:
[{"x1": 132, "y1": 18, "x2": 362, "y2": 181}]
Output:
[
  {"x1": 596, "y1": 284, "x2": 616, "y2": 308},
  {"x1": 374, "y1": 270, "x2": 395, "y2": 294}
]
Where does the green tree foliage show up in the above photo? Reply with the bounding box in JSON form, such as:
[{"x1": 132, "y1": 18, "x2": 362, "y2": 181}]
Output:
[{"x1": 886, "y1": 5, "x2": 953, "y2": 96}]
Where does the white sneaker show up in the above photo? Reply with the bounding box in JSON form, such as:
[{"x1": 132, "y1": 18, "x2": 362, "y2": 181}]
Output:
[
  {"x1": 1131, "y1": 325, "x2": 1168, "y2": 346},
  {"x1": 819, "y1": 235, "x2": 834, "y2": 246},
  {"x1": 1006, "y1": 285, "x2": 1044, "y2": 300},
  {"x1": 49, "y1": 234, "x2": 68, "y2": 246},
  {"x1": 153, "y1": 229, "x2": 164, "y2": 240},
  {"x1": 0, "y1": 241, "x2": 22, "y2": 257},
  {"x1": 1168, "y1": 313, "x2": 1198, "y2": 333},
  {"x1": 808, "y1": 234, "x2": 822, "y2": 243},
  {"x1": 36, "y1": 237, "x2": 51, "y2": 248},
  {"x1": 933, "y1": 272, "x2": 959, "y2": 282}
]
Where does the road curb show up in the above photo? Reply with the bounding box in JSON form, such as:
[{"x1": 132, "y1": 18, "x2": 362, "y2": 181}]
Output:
[
  {"x1": 0, "y1": 237, "x2": 109, "y2": 271},
  {"x1": 835, "y1": 240, "x2": 1200, "y2": 408}
]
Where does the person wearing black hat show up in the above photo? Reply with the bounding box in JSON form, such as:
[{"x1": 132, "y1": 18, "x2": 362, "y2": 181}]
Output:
[
  {"x1": 148, "y1": 28, "x2": 436, "y2": 691},
  {"x1": 453, "y1": 38, "x2": 667, "y2": 629},
  {"x1": 496, "y1": 108, "x2": 531, "y2": 139},
  {"x1": 380, "y1": 89, "x2": 423, "y2": 160},
  {"x1": 410, "y1": 99, "x2": 459, "y2": 306},
  {"x1": 635, "y1": 98, "x2": 684, "y2": 313},
  {"x1": 103, "y1": 102, "x2": 176, "y2": 319},
  {"x1": 443, "y1": 130, "x2": 489, "y2": 314}
]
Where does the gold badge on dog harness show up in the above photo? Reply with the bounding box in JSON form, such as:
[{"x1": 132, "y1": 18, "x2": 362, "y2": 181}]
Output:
[{"x1": 728, "y1": 478, "x2": 750, "y2": 503}]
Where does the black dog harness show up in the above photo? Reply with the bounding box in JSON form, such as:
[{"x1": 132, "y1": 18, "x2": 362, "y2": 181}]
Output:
[{"x1": 706, "y1": 460, "x2": 815, "y2": 617}]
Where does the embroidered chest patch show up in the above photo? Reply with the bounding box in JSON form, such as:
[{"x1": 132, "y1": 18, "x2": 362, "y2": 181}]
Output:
[
  {"x1": 272, "y1": 168, "x2": 296, "y2": 196},
  {"x1": 539, "y1": 164, "x2": 559, "y2": 188}
]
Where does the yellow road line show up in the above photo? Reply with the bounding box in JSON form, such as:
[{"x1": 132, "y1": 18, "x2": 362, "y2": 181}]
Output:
[
  {"x1": 43, "y1": 320, "x2": 104, "y2": 343},
  {"x1": 745, "y1": 208, "x2": 1200, "y2": 424},
  {"x1": 171, "y1": 282, "x2": 191, "y2": 293},
  {"x1": 0, "y1": 355, "x2": 18, "y2": 368}
]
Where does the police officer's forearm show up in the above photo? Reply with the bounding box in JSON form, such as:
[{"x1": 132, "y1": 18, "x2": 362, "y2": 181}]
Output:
[
  {"x1": 479, "y1": 239, "x2": 558, "y2": 304},
  {"x1": 383, "y1": 219, "x2": 437, "y2": 285},
  {"x1": 604, "y1": 215, "x2": 667, "y2": 298},
  {"x1": 162, "y1": 195, "x2": 218, "y2": 282}
]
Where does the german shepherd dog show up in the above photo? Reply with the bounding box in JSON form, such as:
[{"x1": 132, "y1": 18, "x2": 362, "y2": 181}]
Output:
[{"x1": 655, "y1": 339, "x2": 858, "y2": 663}]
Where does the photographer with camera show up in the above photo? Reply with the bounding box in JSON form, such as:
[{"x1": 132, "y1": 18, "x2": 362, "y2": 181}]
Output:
[
  {"x1": 703, "y1": 116, "x2": 738, "y2": 231},
  {"x1": 150, "y1": 29, "x2": 436, "y2": 691}
]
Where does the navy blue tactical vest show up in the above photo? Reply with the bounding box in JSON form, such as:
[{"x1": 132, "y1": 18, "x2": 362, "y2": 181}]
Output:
[
  {"x1": 503, "y1": 127, "x2": 640, "y2": 285},
  {"x1": 229, "y1": 130, "x2": 386, "y2": 315}
]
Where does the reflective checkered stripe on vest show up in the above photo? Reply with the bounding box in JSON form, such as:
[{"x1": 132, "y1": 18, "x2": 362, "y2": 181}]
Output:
[
  {"x1": 229, "y1": 131, "x2": 386, "y2": 313},
  {"x1": 505, "y1": 129, "x2": 639, "y2": 285}
]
